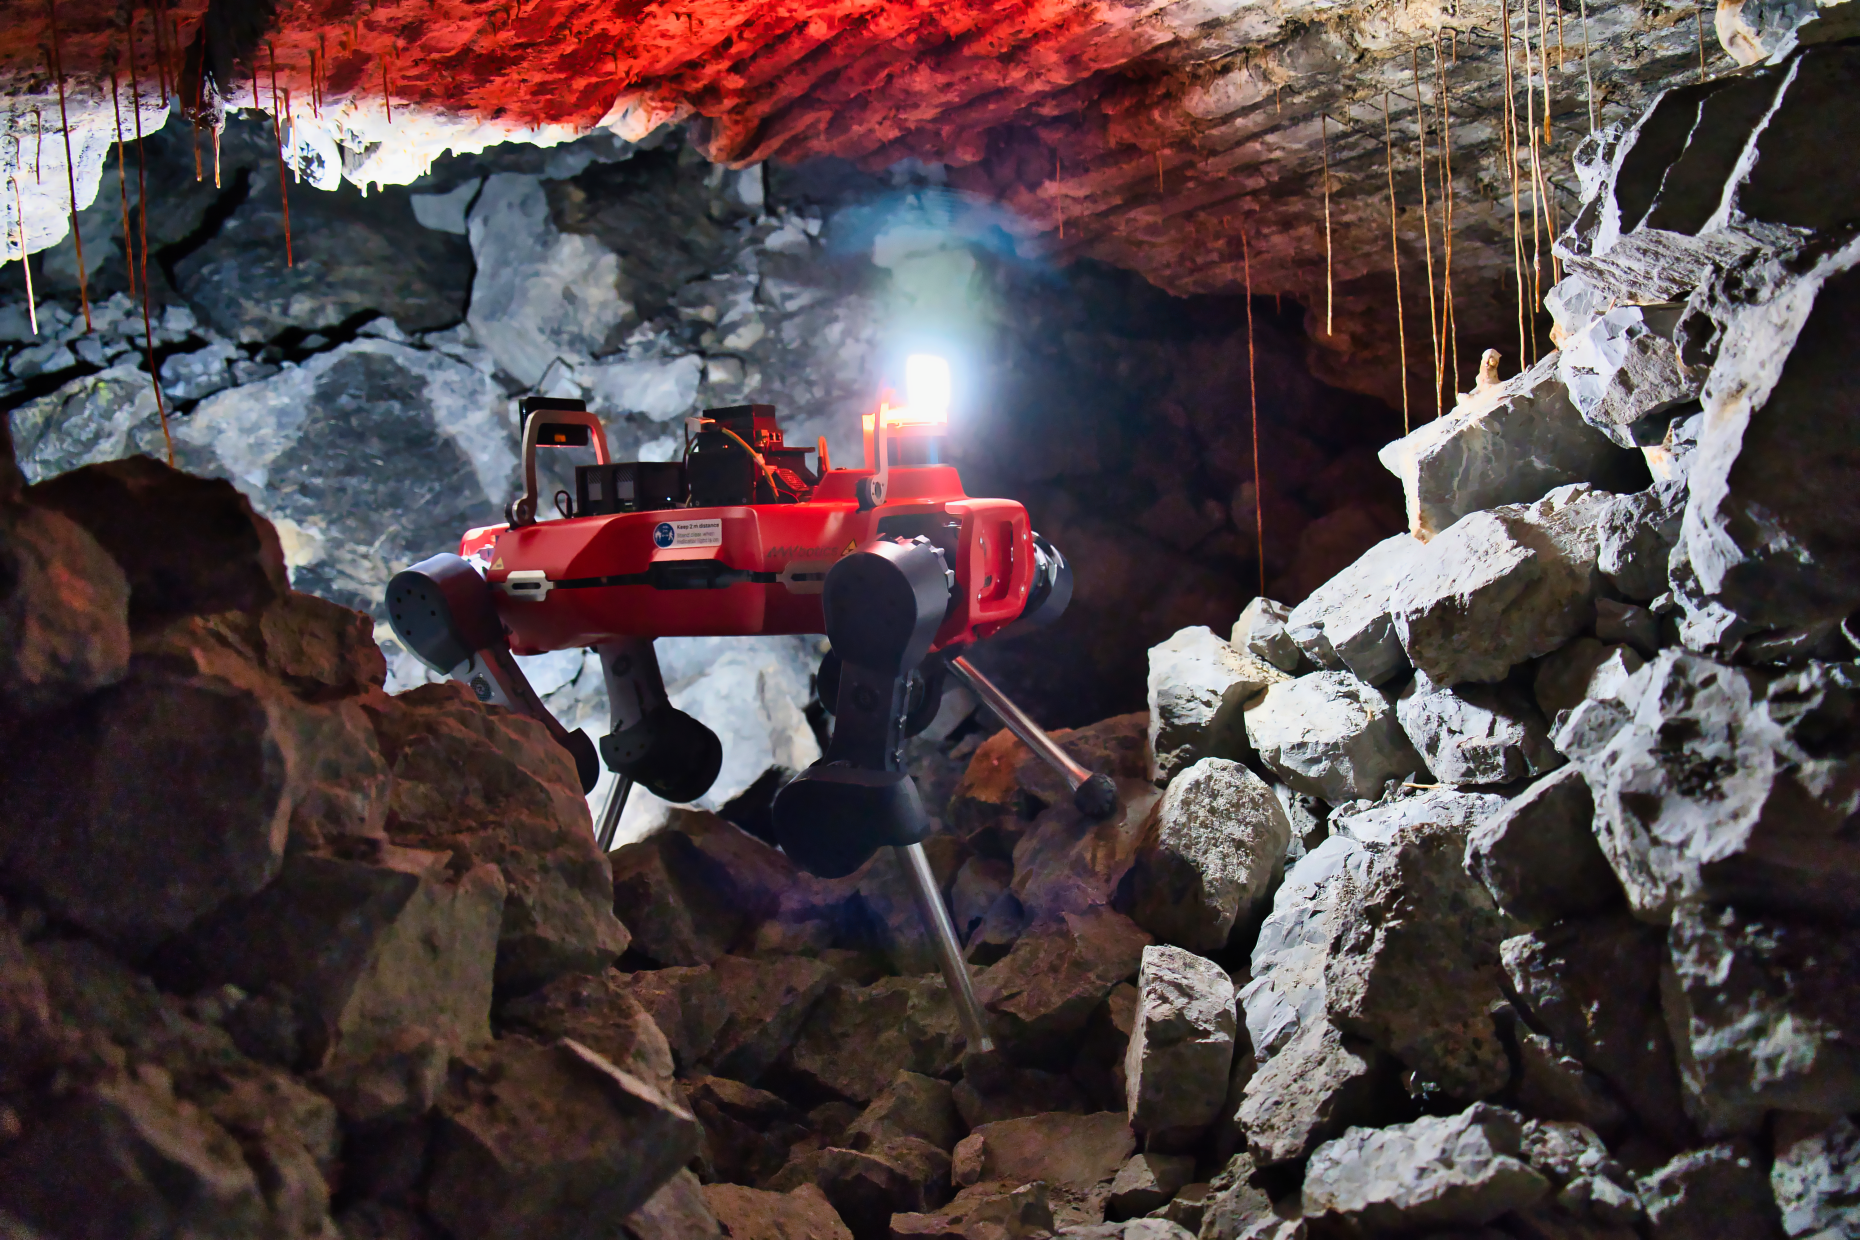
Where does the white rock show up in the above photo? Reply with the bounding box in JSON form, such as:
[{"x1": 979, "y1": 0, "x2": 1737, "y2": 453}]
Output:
[
  {"x1": 1244, "y1": 671, "x2": 1423, "y2": 806},
  {"x1": 1395, "y1": 671, "x2": 1560, "y2": 787},
  {"x1": 1231, "y1": 597, "x2": 1303, "y2": 673},
  {"x1": 466, "y1": 174, "x2": 630, "y2": 387},
  {"x1": 1125, "y1": 945, "x2": 1237, "y2": 1144},
  {"x1": 1377, "y1": 354, "x2": 1641, "y2": 540},
  {"x1": 1557, "y1": 305, "x2": 1701, "y2": 448},
  {"x1": 1284, "y1": 535, "x2": 1424, "y2": 686},
  {"x1": 1125, "y1": 758, "x2": 1290, "y2": 952},
  {"x1": 1303, "y1": 1104, "x2": 1550, "y2": 1233},
  {"x1": 1146, "y1": 627, "x2": 1285, "y2": 785},
  {"x1": 1391, "y1": 485, "x2": 1615, "y2": 687}
]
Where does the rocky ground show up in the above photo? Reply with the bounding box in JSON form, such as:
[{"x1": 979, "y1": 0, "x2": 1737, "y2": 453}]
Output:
[{"x1": 3, "y1": 35, "x2": 1859, "y2": 1240}]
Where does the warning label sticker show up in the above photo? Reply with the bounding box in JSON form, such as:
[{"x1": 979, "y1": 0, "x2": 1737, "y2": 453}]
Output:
[{"x1": 652, "y1": 518, "x2": 723, "y2": 550}]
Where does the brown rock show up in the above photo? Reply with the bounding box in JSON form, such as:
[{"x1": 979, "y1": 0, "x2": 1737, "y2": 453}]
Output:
[
  {"x1": 158, "y1": 841, "x2": 506, "y2": 1071},
  {"x1": 790, "y1": 977, "x2": 969, "y2": 1103},
  {"x1": 767, "y1": 1143, "x2": 948, "y2": 1240},
  {"x1": 890, "y1": 1181, "x2": 1056, "y2": 1240},
  {"x1": 2, "y1": 666, "x2": 302, "y2": 956},
  {"x1": 625, "y1": 954, "x2": 836, "y2": 1082},
  {"x1": 0, "y1": 501, "x2": 129, "y2": 717},
  {"x1": 1011, "y1": 779, "x2": 1161, "y2": 924},
  {"x1": 1107, "y1": 1154, "x2": 1196, "y2": 1220},
  {"x1": 845, "y1": 1072, "x2": 964, "y2": 1153},
  {"x1": 950, "y1": 714, "x2": 1150, "y2": 857},
  {"x1": 428, "y1": 1036, "x2": 702, "y2": 1240},
  {"x1": 27, "y1": 456, "x2": 288, "y2": 628},
  {"x1": 628, "y1": 1170, "x2": 725, "y2": 1240},
  {"x1": 949, "y1": 858, "x2": 1014, "y2": 944},
  {"x1": 953, "y1": 1065, "x2": 1087, "y2": 1129},
  {"x1": 499, "y1": 968, "x2": 678, "y2": 1094},
  {"x1": 951, "y1": 1112, "x2": 1134, "y2": 1193},
  {"x1": 705, "y1": 1182, "x2": 855, "y2": 1240},
  {"x1": 0, "y1": 1071, "x2": 269, "y2": 1239},
  {"x1": 613, "y1": 827, "x2": 755, "y2": 967},
  {"x1": 684, "y1": 1075, "x2": 816, "y2": 1187},
  {"x1": 976, "y1": 908, "x2": 1152, "y2": 1051},
  {"x1": 370, "y1": 683, "x2": 629, "y2": 992}
]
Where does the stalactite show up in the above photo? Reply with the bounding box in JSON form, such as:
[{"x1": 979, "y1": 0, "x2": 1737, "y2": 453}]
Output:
[
  {"x1": 1412, "y1": 51, "x2": 1442, "y2": 419},
  {"x1": 1382, "y1": 92, "x2": 1411, "y2": 433},
  {"x1": 1320, "y1": 112, "x2": 1333, "y2": 336},
  {"x1": 212, "y1": 121, "x2": 220, "y2": 189},
  {"x1": 1580, "y1": 0, "x2": 1597, "y2": 132},
  {"x1": 1503, "y1": 0, "x2": 1527, "y2": 369},
  {"x1": 269, "y1": 43, "x2": 295, "y2": 268},
  {"x1": 45, "y1": 2, "x2": 92, "y2": 331},
  {"x1": 1522, "y1": 12, "x2": 1545, "y2": 348},
  {"x1": 1698, "y1": 5, "x2": 1709, "y2": 80},
  {"x1": 1436, "y1": 33, "x2": 1460, "y2": 403},
  {"x1": 11, "y1": 140, "x2": 39, "y2": 337},
  {"x1": 32, "y1": 109, "x2": 42, "y2": 184},
  {"x1": 128, "y1": 18, "x2": 175, "y2": 467},
  {"x1": 1539, "y1": 0, "x2": 1554, "y2": 145},
  {"x1": 111, "y1": 68, "x2": 136, "y2": 303},
  {"x1": 1242, "y1": 226, "x2": 1264, "y2": 599}
]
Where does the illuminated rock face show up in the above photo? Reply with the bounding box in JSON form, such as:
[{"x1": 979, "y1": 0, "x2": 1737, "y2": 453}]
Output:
[{"x1": 1, "y1": 0, "x2": 1741, "y2": 402}]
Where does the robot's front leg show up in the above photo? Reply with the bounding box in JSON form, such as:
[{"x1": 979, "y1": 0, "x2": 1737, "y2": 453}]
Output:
[
  {"x1": 945, "y1": 656, "x2": 1118, "y2": 818},
  {"x1": 387, "y1": 554, "x2": 601, "y2": 792},
  {"x1": 591, "y1": 638, "x2": 723, "y2": 849},
  {"x1": 771, "y1": 537, "x2": 993, "y2": 1052}
]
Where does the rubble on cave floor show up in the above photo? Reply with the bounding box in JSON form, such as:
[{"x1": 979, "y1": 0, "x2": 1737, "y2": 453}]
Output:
[{"x1": 3, "y1": 42, "x2": 1860, "y2": 1240}]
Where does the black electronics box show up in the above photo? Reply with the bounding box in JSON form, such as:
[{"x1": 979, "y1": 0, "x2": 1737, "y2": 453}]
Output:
[{"x1": 576, "y1": 461, "x2": 686, "y2": 516}]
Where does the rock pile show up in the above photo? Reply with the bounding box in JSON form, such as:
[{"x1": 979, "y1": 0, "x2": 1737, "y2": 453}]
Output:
[{"x1": 2, "y1": 45, "x2": 1858, "y2": 1240}]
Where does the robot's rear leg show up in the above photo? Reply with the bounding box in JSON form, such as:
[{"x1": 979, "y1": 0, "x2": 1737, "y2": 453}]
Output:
[
  {"x1": 387, "y1": 553, "x2": 600, "y2": 792},
  {"x1": 944, "y1": 655, "x2": 1117, "y2": 818}
]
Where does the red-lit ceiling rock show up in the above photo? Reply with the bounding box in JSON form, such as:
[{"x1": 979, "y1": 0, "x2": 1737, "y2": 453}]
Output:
[{"x1": 0, "y1": 0, "x2": 1719, "y2": 403}]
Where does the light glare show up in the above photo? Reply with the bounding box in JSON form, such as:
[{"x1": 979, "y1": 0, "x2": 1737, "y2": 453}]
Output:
[{"x1": 904, "y1": 354, "x2": 951, "y2": 424}]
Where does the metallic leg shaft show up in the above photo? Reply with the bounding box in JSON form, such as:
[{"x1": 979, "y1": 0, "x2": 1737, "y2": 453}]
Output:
[
  {"x1": 948, "y1": 656, "x2": 1116, "y2": 817},
  {"x1": 901, "y1": 841, "x2": 994, "y2": 1053},
  {"x1": 595, "y1": 774, "x2": 633, "y2": 852}
]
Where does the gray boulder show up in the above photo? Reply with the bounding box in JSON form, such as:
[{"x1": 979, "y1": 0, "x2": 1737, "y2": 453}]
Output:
[
  {"x1": 1241, "y1": 836, "x2": 1374, "y2": 1061},
  {"x1": 1533, "y1": 637, "x2": 1644, "y2": 717},
  {"x1": 1664, "y1": 903, "x2": 1860, "y2": 1133},
  {"x1": 0, "y1": 502, "x2": 129, "y2": 718},
  {"x1": 1146, "y1": 627, "x2": 1286, "y2": 785},
  {"x1": 1395, "y1": 671, "x2": 1561, "y2": 787},
  {"x1": 1124, "y1": 758, "x2": 1290, "y2": 953},
  {"x1": 1124, "y1": 946, "x2": 1237, "y2": 1146},
  {"x1": 1556, "y1": 305, "x2": 1701, "y2": 448},
  {"x1": 1771, "y1": 1114, "x2": 1860, "y2": 1239},
  {"x1": 1302, "y1": 1104, "x2": 1550, "y2": 1233},
  {"x1": 1377, "y1": 354, "x2": 1642, "y2": 540},
  {"x1": 1596, "y1": 485, "x2": 1685, "y2": 603},
  {"x1": 1284, "y1": 535, "x2": 1424, "y2": 685},
  {"x1": 1391, "y1": 485, "x2": 1615, "y2": 686},
  {"x1": 1327, "y1": 787, "x2": 1506, "y2": 845},
  {"x1": 1231, "y1": 598, "x2": 1304, "y2": 675},
  {"x1": 1244, "y1": 671, "x2": 1424, "y2": 806},
  {"x1": 1502, "y1": 917, "x2": 1694, "y2": 1147},
  {"x1": 1236, "y1": 1019, "x2": 1392, "y2": 1167},
  {"x1": 1683, "y1": 223, "x2": 1860, "y2": 636},
  {"x1": 1518, "y1": 1120, "x2": 1644, "y2": 1230},
  {"x1": 1464, "y1": 767, "x2": 1624, "y2": 928},
  {"x1": 1582, "y1": 653, "x2": 1860, "y2": 923},
  {"x1": 1107, "y1": 1153, "x2": 1196, "y2": 1221},
  {"x1": 1322, "y1": 822, "x2": 1515, "y2": 1101},
  {"x1": 1638, "y1": 1142, "x2": 1786, "y2": 1240}
]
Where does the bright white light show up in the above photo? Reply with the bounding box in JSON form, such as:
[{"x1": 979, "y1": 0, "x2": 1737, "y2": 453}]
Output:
[{"x1": 904, "y1": 354, "x2": 952, "y2": 425}]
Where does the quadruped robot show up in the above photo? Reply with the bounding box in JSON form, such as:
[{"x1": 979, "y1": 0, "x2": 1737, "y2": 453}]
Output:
[{"x1": 384, "y1": 360, "x2": 1115, "y2": 1049}]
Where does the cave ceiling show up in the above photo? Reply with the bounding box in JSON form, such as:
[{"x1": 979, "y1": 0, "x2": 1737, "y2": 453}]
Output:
[{"x1": 2, "y1": 0, "x2": 1725, "y2": 405}]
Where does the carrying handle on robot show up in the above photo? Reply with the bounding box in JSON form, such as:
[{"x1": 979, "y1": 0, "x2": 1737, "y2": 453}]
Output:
[{"x1": 511, "y1": 400, "x2": 611, "y2": 528}]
